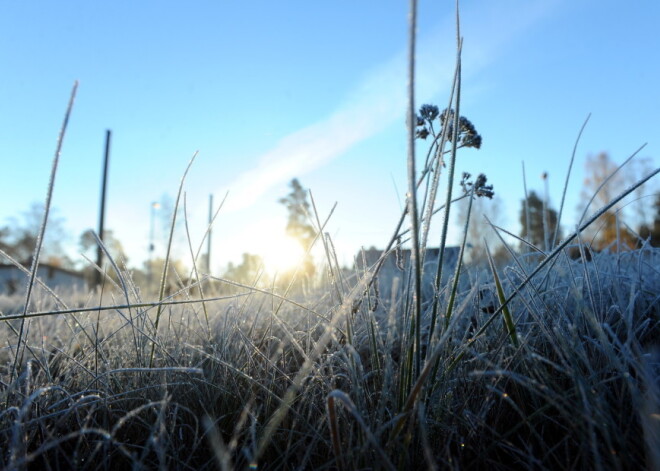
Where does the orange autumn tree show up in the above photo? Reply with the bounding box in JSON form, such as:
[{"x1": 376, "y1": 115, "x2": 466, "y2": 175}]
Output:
[{"x1": 580, "y1": 152, "x2": 637, "y2": 251}]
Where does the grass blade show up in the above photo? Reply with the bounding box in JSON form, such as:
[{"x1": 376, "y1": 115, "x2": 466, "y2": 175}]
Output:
[
  {"x1": 484, "y1": 240, "x2": 519, "y2": 347},
  {"x1": 405, "y1": 0, "x2": 423, "y2": 378},
  {"x1": 11, "y1": 81, "x2": 78, "y2": 384},
  {"x1": 149, "y1": 151, "x2": 198, "y2": 368}
]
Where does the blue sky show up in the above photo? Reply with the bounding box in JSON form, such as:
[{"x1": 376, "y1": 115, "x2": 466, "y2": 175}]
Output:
[{"x1": 1, "y1": 0, "x2": 658, "y2": 273}]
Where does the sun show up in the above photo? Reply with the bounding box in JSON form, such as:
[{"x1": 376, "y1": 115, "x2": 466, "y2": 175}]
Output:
[{"x1": 259, "y1": 232, "x2": 305, "y2": 276}]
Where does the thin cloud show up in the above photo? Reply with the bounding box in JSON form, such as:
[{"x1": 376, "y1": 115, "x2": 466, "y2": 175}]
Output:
[{"x1": 224, "y1": 54, "x2": 413, "y2": 212}]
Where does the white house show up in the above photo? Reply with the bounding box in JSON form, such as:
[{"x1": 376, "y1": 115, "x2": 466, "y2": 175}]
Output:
[
  {"x1": 355, "y1": 246, "x2": 460, "y2": 300},
  {"x1": 0, "y1": 263, "x2": 87, "y2": 296},
  {"x1": 358, "y1": 246, "x2": 459, "y2": 276}
]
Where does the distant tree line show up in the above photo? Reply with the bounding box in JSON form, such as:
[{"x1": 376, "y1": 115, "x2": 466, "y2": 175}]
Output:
[
  {"x1": 518, "y1": 152, "x2": 659, "y2": 255},
  {"x1": 450, "y1": 152, "x2": 658, "y2": 267},
  {"x1": 2, "y1": 156, "x2": 657, "y2": 293},
  {"x1": 0, "y1": 179, "x2": 319, "y2": 293}
]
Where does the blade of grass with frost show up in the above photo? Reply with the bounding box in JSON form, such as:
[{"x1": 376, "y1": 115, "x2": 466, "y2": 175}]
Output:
[
  {"x1": 347, "y1": 167, "x2": 470, "y2": 319},
  {"x1": 442, "y1": 181, "x2": 471, "y2": 330},
  {"x1": 447, "y1": 165, "x2": 659, "y2": 372},
  {"x1": 326, "y1": 390, "x2": 396, "y2": 471},
  {"x1": 255, "y1": 273, "x2": 372, "y2": 462},
  {"x1": 482, "y1": 217, "x2": 561, "y2": 340},
  {"x1": 310, "y1": 192, "x2": 344, "y2": 304},
  {"x1": 183, "y1": 192, "x2": 228, "y2": 338},
  {"x1": 416, "y1": 403, "x2": 438, "y2": 471},
  {"x1": 203, "y1": 416, "x2": 233, "y2": 471},
  {"x1": 417, "y1": 98, "x2": 458, "y2": 253},
  {"x1": 326, "y1": 232, "x2": 347, "y2": 303},
  {"x1": 182, "y1": 194, "x2": 209, "y2": 335},
  {"x1": 206, "y1": 277, "x2": 326, "y2": 319},
  {"x1": 431, "y1": 44, "x2": 463, "y2": 335},
  {"x1": 577, "y1": 230, "x2": 605, "y2": 314},
  {"x1": 366, "y1": 147, "x2": 470, "y2": 285},
  {"x1": 389, "y1": 298, "x2": 462, "y2": 442},
  {"x1": 426, "y1": 174, "x2": 472, "y2": 388},
  {"x1": 399, "y1": 193, "x2": 470, "y2": 241},
  {"x1": 483, "y1": 215, "x2": 568, "y2": 297},
  {"x1": 0, "y1": 292, "x2": 255, "y2": 322},
  {"x1": 271, "y1": 201, "x2": 336, "y2": 319},
  {"x1": 405, "y1": 0, "x2": 423, "y2": 377},
  {"x1": 326, "y1": 393, "x2": 345, "y2": 471},
  {"x1": 88, "y1": 230, "x2": 143, "y2": 362},
  {"x1": 552, "y1": 114, "x2": 591, "y2": 248},
  {"x1": 419, "y1": 44, "x2": 460, "y2": 254},
  {"x1": 225, "y1": 208, "x2": 336, "y2": 366},
  {"x1": 430, "y1": 0, "x2": 463, "y2": 335},
  {"x1": 0, "y1": 249, "x2": 74, "y2": 387},
  {"x1": 214, "y1": 275, "x2": 320, "y2": 365},
  {"x1": 11, "y1": 81, "x2": 78, "y2": 385},
  {"x1": 93, "y1": 231, "x2": 144, "y2": 364},
  {"x1": 9, "y1": 428, "x2": 112, "y2": 470},
  {"x1": 484, "y1": 240, "x2": 518, "y2": 347},
  {"x1": 91, "y1": 231, "x2": 131, "y2": 304},
  {"x1": 150, "y1": 151, "x2": 198, "y2": 368}
]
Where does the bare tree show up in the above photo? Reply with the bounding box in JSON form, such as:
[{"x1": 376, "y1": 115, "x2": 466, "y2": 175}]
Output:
[
  {"x1": 278, "y1": 179, "x2": 317, "y2": 276},
  {"x1": 0, "y1": 202, "x2": 72, "y2": 267}
]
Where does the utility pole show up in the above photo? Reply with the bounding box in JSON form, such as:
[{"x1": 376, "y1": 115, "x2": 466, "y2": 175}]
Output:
[
  {"x1": 148, "y1": 201, "x2": 160, "y2": 288},
  {"x1": 207, "y1": 194, "x2": 213, "y2": 274},
  {"x1": 95, "y1": 130, "x2": 111, "y2": 288},
  {"x1": 542, "y1": 171, "x2": 549, "y2": 252}
]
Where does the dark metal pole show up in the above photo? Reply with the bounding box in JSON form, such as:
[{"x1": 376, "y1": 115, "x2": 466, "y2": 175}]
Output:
[
  {"x1": 207, "y1": 194, "x2": 213, "y2": 274},
  {"x1": 95, "y1": 129, "x2": 111, "y2": 287},
  {"x1": 542, "y1": 171, "x2": 549, "y2": 252}
]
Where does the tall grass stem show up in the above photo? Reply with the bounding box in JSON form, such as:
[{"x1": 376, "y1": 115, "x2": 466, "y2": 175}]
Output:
[
  {"x1": 149, "y1": 151, "x2": 199, "y2": 367},
  {"x1": 11, "y1": 81, "x2": 78, "y2": 385}
]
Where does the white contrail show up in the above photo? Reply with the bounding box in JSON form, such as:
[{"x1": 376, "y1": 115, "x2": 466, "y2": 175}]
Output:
[{"x1": 222, "y1": 0, "x2": 560, "y2": 212}]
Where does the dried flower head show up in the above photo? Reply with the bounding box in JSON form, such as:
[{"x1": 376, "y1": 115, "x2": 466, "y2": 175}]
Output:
[
  {"x1": 460, "y1": 172, "x2": 495, "y2": 199},
  {"x1": 419, "y1": 104, "x2": 439, "y2": 122},
  {"x1": 415, "y1": 104, "x2": 482, "y2": 147},
  {"x1": 416, "y1": 127, "x2": 430, "y2": 139},
  {"x1": 440, "y1": 108, "x2": 482, "y2": 149}
]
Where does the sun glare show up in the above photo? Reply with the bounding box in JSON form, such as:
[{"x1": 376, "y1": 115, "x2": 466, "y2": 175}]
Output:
[{"x1": 260, "y1": 233, "x2": 305, "y2": 276}]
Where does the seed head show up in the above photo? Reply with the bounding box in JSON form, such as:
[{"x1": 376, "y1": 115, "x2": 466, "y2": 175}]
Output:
[
  {"x1": 416, "y1": 127, "x2": 430, "y2": 140},
  {"x1": 461, "y1": 172, "x2": 494, "y2": 199},
  {"x1": 440, "y1": 108, "x2": 482, "y2": 149},
  {"x1": 419, "y1": 104, "x2": 439, "y2": 122}
]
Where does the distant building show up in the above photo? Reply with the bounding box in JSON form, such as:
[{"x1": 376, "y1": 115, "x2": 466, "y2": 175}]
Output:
[
  {"x1": 0, "y1": 263, "x2": 87, "y2": 296},
  {"x1": 355, "y1": 246, "x2": 460, "y2": 299},
  {"x1": 358, "y1": 246, "x2": 459, "y2": 274}
]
